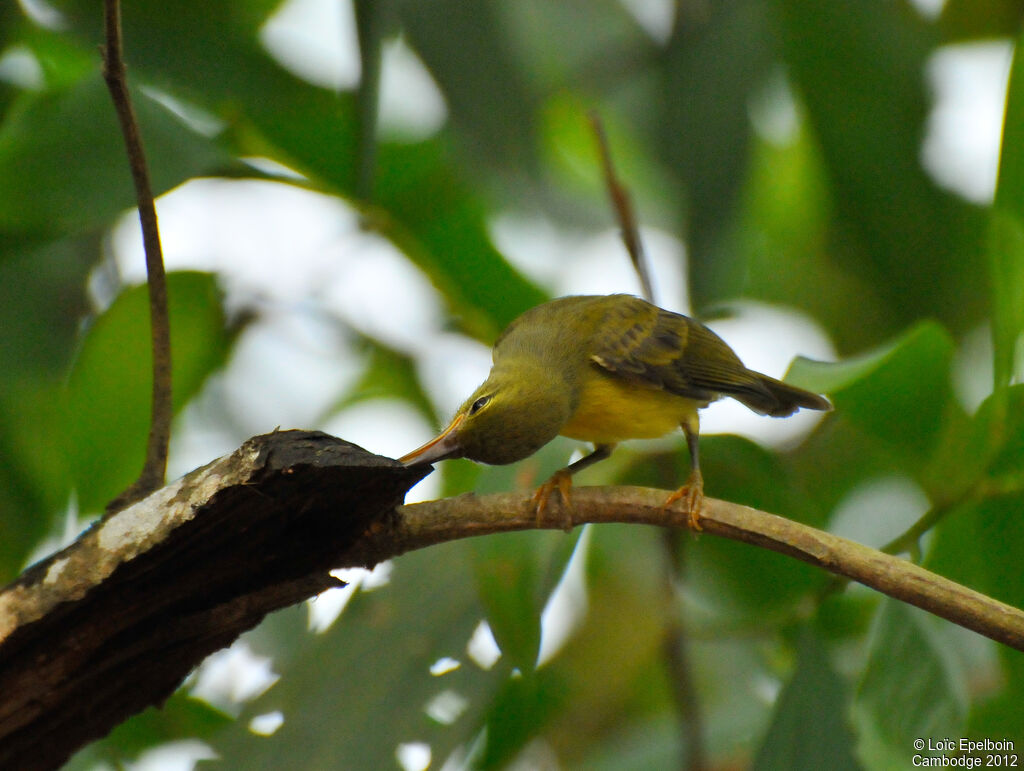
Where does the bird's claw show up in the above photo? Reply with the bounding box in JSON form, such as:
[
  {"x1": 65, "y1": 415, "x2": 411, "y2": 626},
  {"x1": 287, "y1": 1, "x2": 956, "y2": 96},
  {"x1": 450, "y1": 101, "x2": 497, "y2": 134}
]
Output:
[
  {"x1": 663, "y1": 470, "x2": 705, "y2": 531},
  {"x1": 532, "y1": 469, "x2": 575, "y2": 531}
]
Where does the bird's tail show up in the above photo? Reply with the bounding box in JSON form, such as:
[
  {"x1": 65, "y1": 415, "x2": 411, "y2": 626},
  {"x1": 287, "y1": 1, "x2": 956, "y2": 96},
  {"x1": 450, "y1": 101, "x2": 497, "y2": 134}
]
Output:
[{"x1": 734, "y1": 374, "x2": 832, "y2": 418}]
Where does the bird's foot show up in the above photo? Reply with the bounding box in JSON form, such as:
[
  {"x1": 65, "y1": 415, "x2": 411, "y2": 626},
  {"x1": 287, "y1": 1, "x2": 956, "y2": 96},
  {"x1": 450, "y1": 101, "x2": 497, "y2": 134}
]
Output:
[
  {"x1": 663, "y1": 470, "x2": 705, "y2": 531},
  {"x1": 532, "y1": 469, "x2": 575, "y2": 531}
]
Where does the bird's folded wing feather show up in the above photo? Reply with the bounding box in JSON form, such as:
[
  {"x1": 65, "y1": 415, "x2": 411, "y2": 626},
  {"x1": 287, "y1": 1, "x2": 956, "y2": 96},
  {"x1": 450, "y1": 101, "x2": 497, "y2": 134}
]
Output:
[{"x1": 590, "y1": 302, "x2": 775, "y2": 405}]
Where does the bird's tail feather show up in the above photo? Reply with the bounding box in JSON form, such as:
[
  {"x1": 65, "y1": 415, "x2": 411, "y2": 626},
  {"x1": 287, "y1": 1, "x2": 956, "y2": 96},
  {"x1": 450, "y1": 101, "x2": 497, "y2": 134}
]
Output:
[{"x1": 734, "y1": 375, "x2": 832, "y2": 418}]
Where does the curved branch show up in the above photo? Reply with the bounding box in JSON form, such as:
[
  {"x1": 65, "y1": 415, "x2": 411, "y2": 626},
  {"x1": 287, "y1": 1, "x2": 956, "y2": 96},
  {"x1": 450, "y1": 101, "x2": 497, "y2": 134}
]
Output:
[{"x1": 353, "y1": 487, "x2": 1024, "y2": 652}]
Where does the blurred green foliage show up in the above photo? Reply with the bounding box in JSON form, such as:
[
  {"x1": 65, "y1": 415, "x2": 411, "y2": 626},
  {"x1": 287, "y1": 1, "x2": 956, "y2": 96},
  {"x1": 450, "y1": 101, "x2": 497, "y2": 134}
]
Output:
[{"x1": 3, "y1": 0, "x2": 1024, "y2": 768}]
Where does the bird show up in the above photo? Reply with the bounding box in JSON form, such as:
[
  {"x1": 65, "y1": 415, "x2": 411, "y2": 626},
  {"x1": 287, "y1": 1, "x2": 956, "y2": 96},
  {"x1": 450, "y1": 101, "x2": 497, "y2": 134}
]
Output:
[{"x1": 399, "y1": 294, "x2": 831, "y2": 530}]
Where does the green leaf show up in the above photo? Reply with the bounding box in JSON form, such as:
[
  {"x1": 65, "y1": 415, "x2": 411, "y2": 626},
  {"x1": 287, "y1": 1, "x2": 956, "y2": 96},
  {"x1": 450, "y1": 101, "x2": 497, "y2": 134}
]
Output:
[
  {"x1": 336, "y1": 336, "x2": 437, "y2": 423},
  {"x1": 979, "y1": 384, "x2": 1024, "y2": 479},
  {"x1": 212, "y1": 542, "x2": 507, "y2": 770},
  {"x1": 779, "y1": 0, "x2": 985, "y2": 333},
  {"x1": 472, "y1": 524, "x2": 675, "y2": 766},
  {"x1": 967, "y1": 647, "x2": 1024, "y2": 752},
  {"x1": 371, "y1": 138, "x2": 550, "y2": 339},
  {"x1": 927, "y1": 494, "x2": 1024, "y2": 616},
  {"x1": 633, "y1": 437, "x2": 826, "y2": 619},
  {"x1": 475, "y1": 672, "x2": 564, "y2": 769},
  {"x1": 988, "y1": 27, "x2": 1024, "y2": 388},
  {"x1": 753, "y1": 633, "x2": 860, "y2": 771},
  {"x1": 657, "y1": 0, "x2": 773, "y2": 308},
  {"x1": 0, "y1": 380, "x2": 71, "y2": 578},
  {"x1": 0, "y1": 235, "x2": 97, "y2": 576},
  {"x1": 992, "y1": 24, "x2": 1024, "y2": 216},
  {"x1": 0, "y1": 74, "x2": 232, "y2": 237},
  {"x1": 19, "y1": 22, "x2": 97, "y2": 90},
  {"x1": 926, "y1": 486, "x2": 1024, "y2": 758},
  {"x1": 787, "y1": 321, "x2": 943, "y2": 394},
  {"x1": 448, "y1": 441, "x2": 586, "y2": 673},
  {"x1": 852, "y1": 600, "x2": 969, "y2": 768},
  {"x1": 56, "y1": 0, "x2": 281, "y2": 100},
  {"x1": 393, "y1": 0, "x2": 537, "y2": 174},
  {"x1": 470, "y1": 528, "x2": 583, "y2": 674},
  {"x1": 737, "y1": 129, "x2": 892, "y2": 351},
  {"x1": 787, "y1": 322, "x2": 956, "y2": 462},
  {"x1": 64, "y1": 272, "x2": 230, "y2": 512},
  {"x1": 940, "y1": 0, "x2": 1024, "y2": 41},
  {"x1": 470, "y1": 531, "x2": 546, "y2": 675},
  {"x1": 700, "y1": 435, "x2": 822, "y2": 524},
  {"x1": 65, "y1": 691, "x2": 232, "y2": 770},
  {"x1": 622, "y1": 432, "x2": 846, "y2": 623},
  {"x1": 0, "y1": 236, "x2": 93, "y2": 373}
]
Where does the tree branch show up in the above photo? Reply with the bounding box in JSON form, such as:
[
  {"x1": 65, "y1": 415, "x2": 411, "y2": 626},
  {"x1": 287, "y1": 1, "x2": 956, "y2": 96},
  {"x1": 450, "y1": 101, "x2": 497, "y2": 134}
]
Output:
[
  {"x1": 101, "y1": 0, "x2": 173, "y2": 511},
  {"x1": 3, "y1": 431, "x2": 1023, "y2": 769},
  {"x1": 0, "y1": 431, "x2": 427, "y2": 771},
  {"x1": 356, "y1": 489, "x2": 1024, "y2": 652}
]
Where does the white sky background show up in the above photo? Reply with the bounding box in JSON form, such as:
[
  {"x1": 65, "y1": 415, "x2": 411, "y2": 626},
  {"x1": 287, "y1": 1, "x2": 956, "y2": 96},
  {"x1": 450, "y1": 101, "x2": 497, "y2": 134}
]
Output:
[{"x1": 60, "y1": 0, "x2": 1012, "y2": 766}]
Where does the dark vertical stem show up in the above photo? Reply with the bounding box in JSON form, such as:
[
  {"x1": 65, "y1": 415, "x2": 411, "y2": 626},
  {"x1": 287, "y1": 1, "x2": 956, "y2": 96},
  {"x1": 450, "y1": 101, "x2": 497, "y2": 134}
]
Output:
[
  {"x1": 102, "y1": 0, "x2": 172, "y2": 511},
  {"x1": 660, "y1": 530, "x2": 707, "y2": 771},
  {"x1": 354, "y1": 0, "x2": 384, "y2": 200}
]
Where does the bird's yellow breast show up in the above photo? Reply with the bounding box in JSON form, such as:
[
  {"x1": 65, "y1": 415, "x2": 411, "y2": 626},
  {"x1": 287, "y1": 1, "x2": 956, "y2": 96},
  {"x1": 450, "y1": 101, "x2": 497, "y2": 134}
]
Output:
[{"x1": 559, "y1": 373, "x2": 704, "y2": 444}]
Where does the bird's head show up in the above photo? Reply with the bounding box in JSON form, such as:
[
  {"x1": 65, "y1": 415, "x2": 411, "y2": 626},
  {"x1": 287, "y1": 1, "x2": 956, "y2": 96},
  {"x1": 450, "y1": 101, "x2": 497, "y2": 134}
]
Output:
[{"x1": 399, "y1": 363, "x2": 573, "y2": 467}]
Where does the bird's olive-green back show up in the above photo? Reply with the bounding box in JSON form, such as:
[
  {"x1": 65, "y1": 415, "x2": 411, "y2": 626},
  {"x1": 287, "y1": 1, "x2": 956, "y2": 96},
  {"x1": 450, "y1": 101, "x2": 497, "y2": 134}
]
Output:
[{"x1": 493, "y1": 294, "x2": 779, "y2": 410}]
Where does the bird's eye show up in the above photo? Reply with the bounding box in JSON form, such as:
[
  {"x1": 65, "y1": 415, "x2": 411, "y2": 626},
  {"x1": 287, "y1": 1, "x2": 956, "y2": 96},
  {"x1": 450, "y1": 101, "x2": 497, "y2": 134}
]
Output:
[{"x1": 469, "y1": 395, "x2": 491, "y2": 415}]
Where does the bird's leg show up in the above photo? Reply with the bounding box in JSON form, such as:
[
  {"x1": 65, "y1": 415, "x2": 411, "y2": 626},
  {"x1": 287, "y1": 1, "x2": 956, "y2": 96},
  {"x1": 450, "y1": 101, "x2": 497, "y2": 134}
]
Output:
[
  {"x1": 663, "y1": 417, "x2": 705, "y2": 531},
  {"x1": 533, "y1": 443, "x2": 615, "y2": 530}
]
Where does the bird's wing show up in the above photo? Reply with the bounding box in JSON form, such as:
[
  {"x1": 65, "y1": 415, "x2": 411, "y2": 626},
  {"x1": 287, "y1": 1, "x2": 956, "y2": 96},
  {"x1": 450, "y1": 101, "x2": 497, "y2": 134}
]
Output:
[{"x1": 590, "y1": 300, "x2": 775, "y2": 407}]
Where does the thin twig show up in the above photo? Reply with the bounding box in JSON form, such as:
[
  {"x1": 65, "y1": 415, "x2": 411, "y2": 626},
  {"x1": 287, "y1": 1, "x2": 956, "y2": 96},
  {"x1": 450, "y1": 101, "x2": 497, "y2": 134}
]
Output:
[
  {"x1": 589, "y1": 110, "x2": 655, "y2": 304},
  {"x1": 353, "y1": 0, "x2": 382, "y2": 200},
  {"x1": 883, "y1": 472, "x2": 1024, "y2": 559},
  {"x1": 881, "y1": 505, "x2": 944, "y2": 559},
  {"x1": 101, "y1": 0, "x2": 172, "y2": 512}
]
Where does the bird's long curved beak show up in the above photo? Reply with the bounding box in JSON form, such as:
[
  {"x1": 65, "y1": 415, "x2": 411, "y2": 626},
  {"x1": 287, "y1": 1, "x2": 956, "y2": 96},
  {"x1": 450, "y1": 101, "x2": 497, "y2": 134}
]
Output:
[{"x1": 399, "y1": 414, "x2": 465, "y2": 466}]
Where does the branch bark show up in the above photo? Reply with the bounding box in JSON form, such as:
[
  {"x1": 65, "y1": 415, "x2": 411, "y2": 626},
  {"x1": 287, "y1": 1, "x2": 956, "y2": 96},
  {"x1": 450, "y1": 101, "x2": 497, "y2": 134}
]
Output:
[
  {"x1": 0, "y1": 431, "x2": 427, "y2": 771},
  {"x1": 3, "y1": 430, "x2": 1023, "y2": 769}
]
